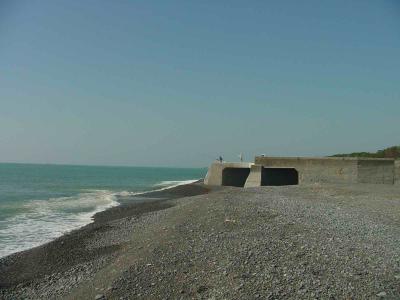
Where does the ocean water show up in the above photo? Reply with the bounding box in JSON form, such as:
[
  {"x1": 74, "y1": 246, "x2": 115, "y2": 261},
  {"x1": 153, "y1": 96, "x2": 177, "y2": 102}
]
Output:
[{"x1": 0, "y1": 163, "x2": 206, "y2": 258}]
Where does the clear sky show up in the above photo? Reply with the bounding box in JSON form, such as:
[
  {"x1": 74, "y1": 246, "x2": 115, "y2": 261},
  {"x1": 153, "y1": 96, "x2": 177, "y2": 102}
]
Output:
[{"x1": 0, "y1": 1, "x2": 399, "y2": 167}]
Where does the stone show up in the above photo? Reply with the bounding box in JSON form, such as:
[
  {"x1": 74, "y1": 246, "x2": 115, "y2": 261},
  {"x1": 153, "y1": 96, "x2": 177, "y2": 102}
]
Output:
[
  {"x1": 376, "y1": 291, "x2": 387, "y2": 298},
  {"x1": 197, "y1": 285, "x2": 208, "y2": 293}
]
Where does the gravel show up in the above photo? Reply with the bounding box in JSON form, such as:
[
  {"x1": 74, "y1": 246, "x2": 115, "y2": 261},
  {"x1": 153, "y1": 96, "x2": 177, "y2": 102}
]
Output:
[{"x1": 1, "y1": 183, "x2": 400, "y2": 299}]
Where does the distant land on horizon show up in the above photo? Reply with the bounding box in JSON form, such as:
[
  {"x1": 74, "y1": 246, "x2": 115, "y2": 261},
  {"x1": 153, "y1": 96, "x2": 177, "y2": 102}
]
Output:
[{"x1": 331, "y1": 145, "x2": 400, "y2": 159}]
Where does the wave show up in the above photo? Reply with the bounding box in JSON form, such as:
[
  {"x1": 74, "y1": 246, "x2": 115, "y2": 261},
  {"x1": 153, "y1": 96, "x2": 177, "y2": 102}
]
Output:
[
  {"x1": 116, "y1": 179, "x2": 200, "y2": 197},
  {"x1": 153, "y1": 179, "x2": 199, "y2": 189},
  {"x1": 0, "y1": 179, "x2": 199, "y2": 258},
  {"x1": 0, "y1": 190, "x2": 119, "y2": 258}
]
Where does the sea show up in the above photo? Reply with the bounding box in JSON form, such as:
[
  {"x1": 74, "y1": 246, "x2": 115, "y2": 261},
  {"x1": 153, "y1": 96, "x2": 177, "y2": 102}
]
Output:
[{"x1": 0, "y1": 163, "x2": 206, "y2": 258}]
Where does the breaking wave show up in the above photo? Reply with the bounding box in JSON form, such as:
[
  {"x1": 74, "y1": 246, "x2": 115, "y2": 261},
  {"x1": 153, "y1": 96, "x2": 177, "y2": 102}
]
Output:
[
  {"x1": 0, "y1": 190, "x2": 118, "y2": 258},
  {"x1": 0, "y1": 179, "x2": 199, "y2": 258}
]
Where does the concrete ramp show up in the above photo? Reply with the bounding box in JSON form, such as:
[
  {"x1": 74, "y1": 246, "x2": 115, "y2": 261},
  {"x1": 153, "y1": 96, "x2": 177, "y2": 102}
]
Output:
[{"x1": 244, "y1": 165, "x2": 262, "y2": 188}]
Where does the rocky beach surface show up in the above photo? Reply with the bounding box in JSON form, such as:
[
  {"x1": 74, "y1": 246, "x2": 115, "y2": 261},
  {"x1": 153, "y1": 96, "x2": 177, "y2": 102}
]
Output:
[{"x1": 1, "y1": 182, "x2": 400, "y2": 299}]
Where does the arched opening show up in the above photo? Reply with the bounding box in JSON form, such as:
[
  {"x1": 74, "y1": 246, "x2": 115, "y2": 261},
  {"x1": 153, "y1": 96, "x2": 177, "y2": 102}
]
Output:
[
  {"x1": 222, "y1": 167, "x2": 251, "y2": 187},
  {"x1": 261, "y1": 168, "x2": 298, "y2": 186}
]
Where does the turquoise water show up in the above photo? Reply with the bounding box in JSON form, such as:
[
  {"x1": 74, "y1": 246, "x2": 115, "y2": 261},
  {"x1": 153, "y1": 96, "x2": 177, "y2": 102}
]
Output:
[{"x1": 0, "y1": 163, "x2": 206, "y2": 258}]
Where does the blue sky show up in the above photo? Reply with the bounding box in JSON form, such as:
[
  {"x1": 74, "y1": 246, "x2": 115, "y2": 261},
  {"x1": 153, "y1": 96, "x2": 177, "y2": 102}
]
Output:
[{"x1": 0, "y1": 1, "x2": 399, "y2": 167}]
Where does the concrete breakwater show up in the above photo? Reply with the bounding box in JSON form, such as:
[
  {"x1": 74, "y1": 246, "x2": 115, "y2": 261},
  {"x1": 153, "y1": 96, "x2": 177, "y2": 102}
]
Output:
[{"x1": 205, "y1": 156, "x2": 398, "y2": 187}]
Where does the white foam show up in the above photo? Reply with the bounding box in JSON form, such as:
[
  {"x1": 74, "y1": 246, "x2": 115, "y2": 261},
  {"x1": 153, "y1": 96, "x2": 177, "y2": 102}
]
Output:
[
  {"x1": 127, "y1": 179, "x2": 200, "y2": 196},
  {"x1": 111, "y1": 179, "x2": 199, "y2": 198},
  {"x1": 0, "y1": 190, "x2": 119, "y2": 258},
  {"x1": 154, "y1": 180, "x2": 198, "y2": 187},
  {"x1": 0, "y1": 179, "x2": 199, "y2": 258}
]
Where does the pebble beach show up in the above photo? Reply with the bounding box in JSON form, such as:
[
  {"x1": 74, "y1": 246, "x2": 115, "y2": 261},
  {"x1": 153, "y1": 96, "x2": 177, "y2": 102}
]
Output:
[{"x1": 1, "y1": 182, "x2": 400, "y2": 299}]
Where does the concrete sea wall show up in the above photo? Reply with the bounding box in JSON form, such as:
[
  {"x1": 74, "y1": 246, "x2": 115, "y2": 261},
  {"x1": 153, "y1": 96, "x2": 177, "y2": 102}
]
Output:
[
  {"x1": 255, "y1": 157, "x2": 396, "y2": 185},
  {"x1": 395, "y1": 160, "x2": 400, "y2": 185},
  {"x1": 205, "y1": 157, "x2": 397, "y2": 187},
  {"x1": 254, "y1": 157, "x2": 359, "y2": 184},
  {"x1": 357, "y1": 159, "x2": 395, "y2": 184}
]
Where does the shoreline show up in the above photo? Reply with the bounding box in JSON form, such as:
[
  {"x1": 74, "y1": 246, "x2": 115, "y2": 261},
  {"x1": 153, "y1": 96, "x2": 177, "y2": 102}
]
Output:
[
  {"x1": 0, "y1": 182, "x2": 210, "y2": 291},
  {"x1": 1, "y1": 183, "x2": 400, "y2": 299},
  {"x1": 0, "y1": 179, "x2": 204, "y2": 260}
]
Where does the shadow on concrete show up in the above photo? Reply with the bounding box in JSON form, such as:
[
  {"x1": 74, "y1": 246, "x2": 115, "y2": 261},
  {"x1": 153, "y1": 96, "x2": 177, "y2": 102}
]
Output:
[
  {"x1": 261, "y1": 168, "x2": 298, "y2": 186},
  {"x1": 222, "y1": 167, "x2": 251, "y2": 187}
]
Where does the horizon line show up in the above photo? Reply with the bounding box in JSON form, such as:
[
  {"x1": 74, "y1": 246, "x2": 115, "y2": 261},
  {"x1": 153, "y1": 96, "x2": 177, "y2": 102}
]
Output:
[{"x1": 0, "y1": 161, "x2": 208, "y2": 169}]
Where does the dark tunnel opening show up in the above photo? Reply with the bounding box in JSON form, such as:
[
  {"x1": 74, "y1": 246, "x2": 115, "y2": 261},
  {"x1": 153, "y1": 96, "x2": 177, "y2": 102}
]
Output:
[
  {"x1": 222, "y1": 168, "x2": 251, "y2": 187},
  {"x1": 261, "y1": 168, "x2": 299, "y2": 186}
]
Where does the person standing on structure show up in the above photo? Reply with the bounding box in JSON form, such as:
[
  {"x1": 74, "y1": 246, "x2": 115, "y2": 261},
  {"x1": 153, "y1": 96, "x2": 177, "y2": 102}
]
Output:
[{"x1": 239, "y1": 153, "x2": 243, "y2": 162}]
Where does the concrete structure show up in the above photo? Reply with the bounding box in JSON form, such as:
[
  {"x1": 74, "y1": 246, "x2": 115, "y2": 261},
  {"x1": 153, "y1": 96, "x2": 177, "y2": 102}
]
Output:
[
  {"x1": 255, "y1": 156, "x2": 395, "y2": 185},
  {"x1": 243, "y1": 165, "x2": 262, "y2": 188},
  {"x1": 204, "y1": 162, "x2": 253, "y2": 187},
  {"x1": 357, "y1": 158, "x2": 395, "y2": 184},
  {"x1": 205, "y1": 157, "x2": 397, "y2": 187}
]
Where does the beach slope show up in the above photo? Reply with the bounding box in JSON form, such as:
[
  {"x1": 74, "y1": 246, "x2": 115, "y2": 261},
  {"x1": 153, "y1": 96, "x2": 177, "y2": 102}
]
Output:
[{"x1": 1, "y1": 183, "x2": 400, "y2": 299}]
